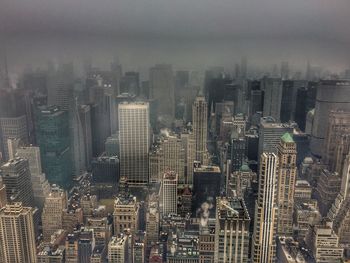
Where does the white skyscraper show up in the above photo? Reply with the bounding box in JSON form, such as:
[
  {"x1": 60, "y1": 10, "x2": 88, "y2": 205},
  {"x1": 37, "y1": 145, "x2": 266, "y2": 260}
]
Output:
[
  {"x1": 118, "y1": 102, "x2": 150, "y2": 185},
  {"x1": 161, "y1": 171, "x2": 178, "y2": 216},
  {"x1": 252, "y1": 153, "x2": 278, "y2": 263}
]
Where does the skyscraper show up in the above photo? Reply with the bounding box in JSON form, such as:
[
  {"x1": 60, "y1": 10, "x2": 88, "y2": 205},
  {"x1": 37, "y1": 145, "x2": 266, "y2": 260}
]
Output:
[
  {"x1": 252, "y1": 153, "x2": 278, "y2": 263},
  {"x1": 214, "y1": 196, "x2": 250, "y2": 263},
  {"x1": 276, "y1": 133, "x2": 297, "y2": 237},
  {"x1": 262, "y1": 77, "x2": 283, "y2": 121},
  {"x1": 150, "y1": 64, "x2": 175, "y2": 119},
  {"x1": 0, "y1": 203, "x2": 37, "y2": 263},
  {"x1": 0, "y1": 158, "x2": 35, "y2": 208},
  {"x1": 16, "y1": 146, "x2": 51, "y2": 209},
  {"x1": 310, "y1": 80, "x2": 350, "y2": 157},
  {"x1": 193, "y1": 95, "x2": 208, "y2": 164},
  {"x1": 0, "y1": 115, "x2": 28, "y2": 161},
  {"x1": 42, "y1": 186, "x2": 67, "y2": 242},
  {"x1": 35, "y1": 105, "x2": 72, "y2": 188},
  {"x1": 118, "y1": 102, "x2": 150, "y2": 185},
  {"x1": 161, "y1": 171, "x2": 178, "y2": 216}
]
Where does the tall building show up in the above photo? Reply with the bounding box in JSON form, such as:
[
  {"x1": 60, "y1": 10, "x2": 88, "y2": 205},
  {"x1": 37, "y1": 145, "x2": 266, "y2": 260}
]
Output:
[
  {"x1": 108, "y1": 235, "x2": 129, "y2": 263},
  {"x1": 42, "y1": 186, "x2": 67, "y2": 242},
  {"x1": 91, "y1": 155, "x2": 119, "y2": 184},
  {"x1": 118, "y1": 102, "x2": 150, "y2": 185},
  {"x1": 16, "y1": 146, "x2": 51, "y2": 209},
  {"x1": 258, "y1": 117, "x2": 295, "y2": 160},
  {"x1": 262, "y1": 77, "x2": 283, "y2": 121},
  {"x1": 35, "y1": 105, "x2": 72, "y2": 188},
  {"x1": 146, "y1": 193, "x2": 160, "y2": 248},
  {"x1": 0, "y1": 115, "x2": 28, "y2": 161},
  {"x1": 214, "y1": 197, "x2": 250, "y2": 263},
  {"x1": 161, "y1": 171, "x2": 178, "y2": 216},
  {"x1": 0, "y1": 158, "x2": 35, "y2": 207},
  {"x1": 276, "y1": 133, "x2": 297, "y2": 237},
  {"x1": 252, "y1": 153, "x2": 278, "y2": 263},
  {"x1": 192, "y1": 95, "x2": 208, "y2": 164},
  {"x1": 0, "y1": 203, "x2": 37, "y2": 263},
  {"x1": 150, "y1": 64, "x2": 175, "y2": 119},
  {"x1": 310, "y1": 80, "x2": 350, "y2": 157},
  {"x1": 323, "y1": 110, "x2": 350, "y2": 173}
]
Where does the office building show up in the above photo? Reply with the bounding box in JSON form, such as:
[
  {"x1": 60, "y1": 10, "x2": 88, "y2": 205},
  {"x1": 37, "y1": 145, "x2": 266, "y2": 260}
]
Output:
[
  {"x1": 314, "y1": 169, "x2": 341, "y2": 216},
  {"x1": 16, "y1": 146, "x2": 51, "y2": 209},
  {"x1": 262, "y1": 77, "x2": 283, "y2": 121},
  {"x1": 42, "y1": 186, "x2": 67, "y2": 242},
  {"x1": 150, "y1": 64, "x2": 175, "y2": 119},
  {"x1": 276, "y1": 133, "x2": 297, "y2": 237},
  {"x1": 323, "y1": 110, "x2": 350, "y2": 173},
  {"x1": 161, "y1": 171, "x2": 178, "y2": 216},
  {"x1": 108, "y1": 235, "x2": 129, "y2": 263},
  {"x1": 0, "y1": 115, "x2": 28, "y2": 161},
  {"x1": 35, "y1": 105, "x2": 72, "y2": 188},
  {"x1": 258, "y1": 117, "x2": 295, "y2": 160},
  {"x1": 276, "y1": 237, "x2": 306, "y2": 263},
  {"x1": 252, "y1": 153, "x2": 278, "y2": 263},
  {"x1": 0, "y1": 203, "x2": 37, "y2": 263},
  {"x1": 310, "y1": 80, "x2": 350, "y2": 157},
  {"x1": 305, "y1": 222, "x2": 344, "y2": 263},
  {"x1": 214, "y1": 197, "x2": 250, "y2": 263},
  {"x1": 113, "y1": 194, "x2": 139, "y2": 235},
  {"x1": 193, "y1": 95, "x2": 208, "y2": 164},
  {"x1": 192, "y1": 165, "x2": 221, "y2": 219},
  {"x1": 118, "y1": 102, "x2": 150, "y2": 185},
  {"x1": 0, "y1": 158, "x2": 35, "y2": 207},
  {"x1": 79, "y1": 105, "x2": 93, "y2": 168},
  {"x1": 91, "y1": 155, "x2": 119, "y2": 184},
  {"x1": 146, "y1": 193, "x2": 160, "y2": 248}
]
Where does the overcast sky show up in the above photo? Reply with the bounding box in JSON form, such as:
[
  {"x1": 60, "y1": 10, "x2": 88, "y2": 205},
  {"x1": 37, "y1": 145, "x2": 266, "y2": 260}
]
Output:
[{"x1": 1, "y1": 0, "x2": 350, "y2": 74}]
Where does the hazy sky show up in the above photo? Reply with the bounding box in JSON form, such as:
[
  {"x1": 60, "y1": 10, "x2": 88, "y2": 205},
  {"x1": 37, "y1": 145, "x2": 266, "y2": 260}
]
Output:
[{"x1": 1, "y1": 0, "x2": 350, "y2": 74}]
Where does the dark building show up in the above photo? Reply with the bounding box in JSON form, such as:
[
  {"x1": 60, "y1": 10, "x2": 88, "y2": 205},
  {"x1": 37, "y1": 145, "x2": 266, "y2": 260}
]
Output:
[
  {"x1": 90, "y1": 98, "x2": 111, "y2": 157},
  {"x1": 229, "y1": 132, "x2": 246, "y2": 172},
  {"x1": 120, "y1": 72, "x2": 140, "y2": 96},
  {"x1": 280, "y1": 80, "x2": 295, "y2": 123},
  {"x1": 192, "y1": 164, "x2": 221, "y2": 218},
  {"x1": 92, "y1": 155, "x2": 120, "y2": 184},
  {"x1": 35, "y1": 105, "x2": 72, "y2": 188}
]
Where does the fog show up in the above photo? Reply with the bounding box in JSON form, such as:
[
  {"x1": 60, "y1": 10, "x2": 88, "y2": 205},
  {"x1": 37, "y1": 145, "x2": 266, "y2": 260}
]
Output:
[{"x1": 1, "y1": 0, "x2": 350, "y2": 74}]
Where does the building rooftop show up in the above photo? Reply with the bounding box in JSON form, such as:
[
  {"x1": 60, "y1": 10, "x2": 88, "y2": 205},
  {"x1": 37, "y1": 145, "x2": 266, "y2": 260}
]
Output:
[{"x1": 281, "y1": 132, "x2": 294, "y2": 143}]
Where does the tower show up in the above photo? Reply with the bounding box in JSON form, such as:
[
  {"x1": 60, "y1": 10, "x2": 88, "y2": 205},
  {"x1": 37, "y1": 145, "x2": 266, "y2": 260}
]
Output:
[
  {"x1": 192, "y1": 95, "x2": 208, "y2": 164},
  {"x1": 252, "y1": 153, "x2": 278, "y2": 263},
  {"x1": 118, "y1": 102, "x2": 150, "y2": 185},
  {"x1": 262, "y1": 77, "x2": 283, "y2": 122},
  {"x1": 0, "y1": 203, "x2": 37, "y2": 263},
  {"x1": 276, "y1": 133, "x2": 297, "y2": 236}
]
